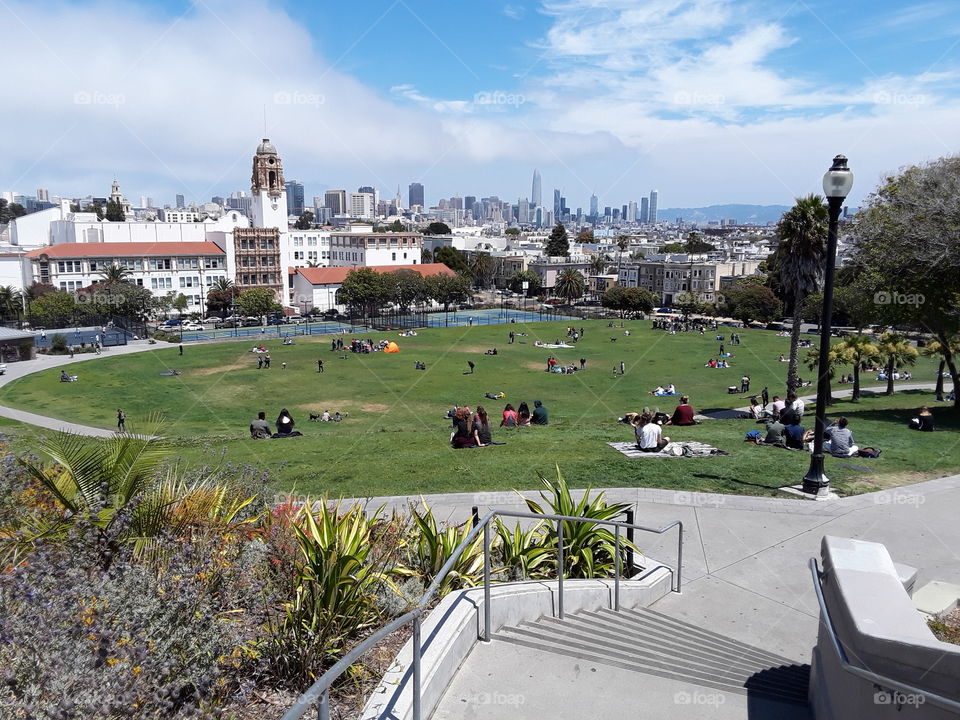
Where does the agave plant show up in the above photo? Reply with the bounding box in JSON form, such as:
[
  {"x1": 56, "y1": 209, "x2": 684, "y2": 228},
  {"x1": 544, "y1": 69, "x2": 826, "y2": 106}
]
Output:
[
  {"x1": 524, "y1": 466, "x2": 641, "y2": 579},
  {"x1": 394, "y1": 500, "x2": 485, "y2": 596},
  {"x1": 494, "y1": 516, "x2": 552, "y2": 581}
]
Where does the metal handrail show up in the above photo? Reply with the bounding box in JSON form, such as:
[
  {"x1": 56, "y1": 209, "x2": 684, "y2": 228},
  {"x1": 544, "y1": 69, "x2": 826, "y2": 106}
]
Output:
[
  {"x1": 809, "y1": 558, "x2": 960, "y2": 713},
  {"x1": 281, "y1": 509, "x2": 683, "y2": 720}
]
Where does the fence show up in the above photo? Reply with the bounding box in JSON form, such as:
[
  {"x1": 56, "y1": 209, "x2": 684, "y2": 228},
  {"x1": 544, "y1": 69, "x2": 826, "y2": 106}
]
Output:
[{"x1": 280, "y1": 508, "x2": 683, "y2": 720}]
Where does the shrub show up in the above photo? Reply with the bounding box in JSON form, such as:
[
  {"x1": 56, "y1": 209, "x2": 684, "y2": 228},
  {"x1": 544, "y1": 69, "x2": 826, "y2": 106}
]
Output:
[{"x1": 50, "y1": 333, "x2": 68, "y2": 352}]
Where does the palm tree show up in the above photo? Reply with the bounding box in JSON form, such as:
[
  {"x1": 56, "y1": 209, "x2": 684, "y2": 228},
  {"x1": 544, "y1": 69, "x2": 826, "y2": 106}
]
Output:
[
  {"x1": 98, "y1": 263, "x2": 132, "y2": 284},
  {"x1": 877, "y1": 333, "x2": 919, "y2": 395},
  {"x1": 922, "y1": 339, "x2": 960, "y2": 402},
  {"x1": 589, "y1": 254, "x2": 607, "y2": 276},
  {"x1": 554, "y1": 268, "x2": 586, "y2": 304},
  {"x1": 469, "y1": 252, "x2": 492, "y2": 290},
  {"x1": 803, "y1": 345, "x2": 841, "y2": 405},
  {"x1": 835, "y1": 334, "x2": 880, "y2": 402},
  {"x1": 210, "y1": 278, "x2": 235, "y2": 293},
  {"x1": 0, "y1": 285, "x2": 23, "y2": 322},
  {"x1": 776, "y1": 195, "x2": 828, "y2": 395},
  {"x1": 616, "y1": 235, "x2": 630, "y2": 278}
]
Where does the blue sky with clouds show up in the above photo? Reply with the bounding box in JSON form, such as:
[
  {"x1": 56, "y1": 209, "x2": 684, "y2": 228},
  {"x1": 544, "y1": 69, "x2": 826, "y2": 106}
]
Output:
[{"x1": 3, "y1": 0, "x2": 959, "y2": 211}]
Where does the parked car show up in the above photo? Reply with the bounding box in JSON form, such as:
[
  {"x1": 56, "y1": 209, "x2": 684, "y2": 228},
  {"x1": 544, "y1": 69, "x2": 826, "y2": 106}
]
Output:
[
  {"x1": 322, "y1": 309, "x2": 341, "y2": 319},
  {"x1": 266, "y1": 316, "x2": 288, "y2": 325},
  {"x1": 181, "y1": 321, "x2": 204, "y2": 331},
  {"x1": 287, "y1": 315, "x2": 304, "y2": 324},
  {"x1": 241, "y1": 317, "x2": 261, "y2": 327},
  {"x1": 160, "y1": 318, "x2": 182, "y2": 327},
  {"x1": 0, "y1": 364, "x2": 6, "y2": 375},
  {"x1": 202, "y1": 316, "x2": 221, "y2": 324},
  {"x1": 215, "y1": 318, "x2": 240, "y2": 329}
]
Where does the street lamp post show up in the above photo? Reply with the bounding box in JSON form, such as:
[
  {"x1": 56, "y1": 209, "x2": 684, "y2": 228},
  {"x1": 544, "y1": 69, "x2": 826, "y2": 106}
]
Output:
[{"x1": 802, "y1": 155, "x2": 854, "y2": 496}]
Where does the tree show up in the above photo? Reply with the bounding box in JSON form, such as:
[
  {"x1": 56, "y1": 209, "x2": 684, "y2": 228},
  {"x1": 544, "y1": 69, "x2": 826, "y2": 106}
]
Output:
[
  {"x1": 504, "y1": 227, "x2": 521, "y2": 236},
  {"x1": 423, "y1": 222, "x2": 451, "y2": 235},
  {"x1": 433, "y1": 246, "x2": 469, "y2": 274},
  {"x1": 104, "y1": 199, "x2": 126, "y2": 222},
  {"x1": 0, "y1": 199, "x2": 27, "y2": 224},
  {"x1": 172, "y1": 293, "x2": 189, "y2": 320},
  {"x1": 554, "y1": 269, "x2": 585, "y2": 304},
  {"x1": 375, "y1": 220, "x2": 404, "y2": 232},
  {"x1": 876, "y1": 333, "x2": 919, "y2": 396},
  {"x1": 83, "y1": 201, "x2": 105, "y2": 221},
  {"x1": 616, "y1": 235, "x2": 629, "y2": 277},
  {"x1": 659, "y1": 242, "x2": 684, "y2": 253},
  {"x1": 546, "y1": 223, "x2": 569, "y2": 257},
  {"x1": 589, "y1": 255, "x2": 608, "y2": 275},
  {"x1": 922, "y1": 338, "x2": 960, "y2": 402},
  {"x1": 776, "y1": 194, "x2": 828, "y2": 396},
  {"x1": 26, "y1": 291, "x2": 77, "y2": 328},
  {"x1": 388, "y1": 269, "x2": 428, "y2": 312},
  {"x1": 234, "y1": 287, "x2": 280, "y2": 321},
  {"x1": 803, "y1": 345, "x2": 842, "y2": 405},
  {"x1": 722, "y1": 284, "x2": 781, "y2": 325},
  {"x1": 601, "y1": 286, "x2": 655, "y2": 318},
  {"x1": 508, "y1": 270, "x2": 542, "y2": 297},
  {"x1": 421, "y1": 247, "x2": 433, "y2": 264},
  {"x1": 0, "y1": 286, "x2": 24, "y2": 322},
  {"x1": 98, "y1": 263, "x2": 132, "y2": 284},
  {"x1": 835, "y1": 334, "x2": 881, "y2": 402},
  {"x1": 78, "y1": 281, "x2": 155, "y2": 320},
  {"x1": 293, "y1": 210, "x2": 314, "y2": 230},
  {"x1": 469, "y1": 252, "x2": 493, "y2": 290},
  {"x1": 206, "y1": 279, "x2": 238, "y2": 318},
  {"x1": 424, "y1": 273, "x2": 471, "y2": 311},
  {"x1": 850, "y1": 155, "x2": 960, "y2": 407},
  {"x1": 338, "y1": 268, "x2": 390, "y2": 317},
  {"x1": 574, "y1": 229, "x2": 594, "y2": 244},
  {"x1": 684, "y1": 233, "x2": 716, "y2": 254}
]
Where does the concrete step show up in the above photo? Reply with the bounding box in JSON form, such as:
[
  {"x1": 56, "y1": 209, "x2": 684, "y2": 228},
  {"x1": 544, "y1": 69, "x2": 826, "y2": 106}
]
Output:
[
  {"x1": 588, "y1": 608, "x2": 798, "y2": 668},
  {"x1": 494, "y1": 609, "x2": 810, "y2": 706},
  {"x1": 543, "y1": 612, "x2": 808, "y2": 684}
]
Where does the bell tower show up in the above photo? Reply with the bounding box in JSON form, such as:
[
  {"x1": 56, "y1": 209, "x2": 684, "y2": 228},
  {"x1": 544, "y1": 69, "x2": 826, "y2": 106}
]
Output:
[{"x1": 250, "y1": 138, "x2": 288, "y2": 230}]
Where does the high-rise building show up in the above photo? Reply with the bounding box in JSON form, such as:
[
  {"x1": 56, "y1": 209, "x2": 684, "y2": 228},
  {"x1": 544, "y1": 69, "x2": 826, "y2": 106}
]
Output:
[
  {"x1": 348, "y1": 191, "x2": 375, "y2": 219},
  {"x1": 640, "y1": 197, "x2": 649, "y2": 223},
  {"x1": 408, "y1": 182, "x2": 424, "y2": 209},
  {"x1": 464, "y1": 195, "x2": 476, "y2": 213},
  {"x1": 285, "y1": 181, "x2": 305, "y2": 215},
  {"x1": 589, "y1": 193, "x2": 598, "y2": 219},
  {"x1": 621, "y1": 204, "x2": 628, "y2": 219},
  {"x1": 518, "y1": 197, "x2": 530, "y2": 224},
  {"x1": 324, "y1": 190, "x2": 347, "y2": 215},
  {"x1": 648, "y1": 190, "x2": 658, "y2": 224},
  {"x1": 450, "y1": 196, "x2": 463, "y2": 210},
  {"x1": 553, "y1": 189, "x2": 561, "y2": 218},
  {"x1": 531, "y1": 169, "x2": 542, "y2": 208},
  {"x1": 36, "y1": 188, "x2": 49, "y2": 203},
  {"x1": 627, "y1": 201, "x2": 637, "y2": 222},
  {"x1": 175, "y1": 193, "x2": 185, "y2": 209}
]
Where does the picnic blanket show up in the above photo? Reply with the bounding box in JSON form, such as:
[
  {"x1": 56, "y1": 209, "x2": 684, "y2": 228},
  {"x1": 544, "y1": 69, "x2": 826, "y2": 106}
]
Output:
[{"x1": 607, "y1": 441, "x2": 729, "y2": 459}]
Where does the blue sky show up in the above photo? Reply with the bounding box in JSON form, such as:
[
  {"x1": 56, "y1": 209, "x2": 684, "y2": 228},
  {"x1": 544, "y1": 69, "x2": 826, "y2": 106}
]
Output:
[{"x1": 3, "y1": 0, "x2": 960, "y2": 211}]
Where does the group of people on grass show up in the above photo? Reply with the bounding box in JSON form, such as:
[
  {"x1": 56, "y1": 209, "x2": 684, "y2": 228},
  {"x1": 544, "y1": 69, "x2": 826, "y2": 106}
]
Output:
[
  {"x1": 450, "y1": 405, "x2": 507, "y2": 448},
  {"x1": 619, "y1": 395, "x2": 700, "y2": 452},
  {"x1": 500, "y1": 400, "x2": 548, "y2": 427},
  {"x1": 250, "y1": 409, "x2": 302, "y2": 438}
]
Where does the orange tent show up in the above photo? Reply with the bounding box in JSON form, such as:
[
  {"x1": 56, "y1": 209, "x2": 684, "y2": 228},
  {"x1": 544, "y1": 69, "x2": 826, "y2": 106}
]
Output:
[{"x1": 385, "y1": 341, "x2": 400, "y2": 353}]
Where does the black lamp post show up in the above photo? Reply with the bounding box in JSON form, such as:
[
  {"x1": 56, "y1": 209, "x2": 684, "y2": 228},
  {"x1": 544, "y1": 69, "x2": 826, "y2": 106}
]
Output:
[{"x1": 802, "y1": 154, "x2": 854, "y2": 495}]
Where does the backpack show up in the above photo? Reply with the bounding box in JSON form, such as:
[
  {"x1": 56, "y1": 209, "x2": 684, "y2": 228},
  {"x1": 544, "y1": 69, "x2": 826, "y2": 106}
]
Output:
[
  {"x1": 858, "y1": 447, "x2": 882, "y2": 458},
  {"x1": 744, "y1": 430, "x2": 762, "y2": 443}
]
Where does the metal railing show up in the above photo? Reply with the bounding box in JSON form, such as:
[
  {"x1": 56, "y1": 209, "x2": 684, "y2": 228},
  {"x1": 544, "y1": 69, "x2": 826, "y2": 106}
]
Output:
[
  {"x1": 281, "y1": 509, "x2": 683, "y2": 720},
  {"x1": 809, "y1": 558, "x2": 960, "y2": 714}
]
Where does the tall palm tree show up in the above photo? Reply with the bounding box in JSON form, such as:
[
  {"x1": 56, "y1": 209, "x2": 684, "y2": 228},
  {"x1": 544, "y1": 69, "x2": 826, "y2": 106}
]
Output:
[
  {"x1": 616, "y1": 235, "x2": 630, "y2": 278},
  {"x1": 921, "y1": 339, "x2": 960, "y2": 402},
  {"x1": 0, "y1": 285, "x2": 23, "y2": 322},
  {"x1": 804, "y1": 345, "x2": 841, "y2": 405},
  {"x1": 210, "y1": 277, "x2": 235, "y2": 293},
  {"x1": 469, "y1": 252, "x2": 492, "y2": 290},
  {"x1": 589, "y1": 255, "x2": 607, "y2": 275},
  {"x1": 877, "y1": 333, "x2": 919, "y2": 395},
  {"x1": 554, "y1": 268, "x2": 586, "y2": 304},
  {"x1": 98, "y1": 263, "x2": 131, "y2": 284},
  {"x1": 835, "y1": 334, "x2": 880, "y2": 401},
  {"x1": 776, "y1": 195, "x2": 828, "y2": 395}
]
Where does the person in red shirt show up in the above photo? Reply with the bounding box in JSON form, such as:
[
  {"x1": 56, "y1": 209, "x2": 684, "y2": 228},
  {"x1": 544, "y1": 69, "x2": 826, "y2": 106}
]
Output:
[{"x1": 666, "y1": 395, "x2": 697, "y2": 426}]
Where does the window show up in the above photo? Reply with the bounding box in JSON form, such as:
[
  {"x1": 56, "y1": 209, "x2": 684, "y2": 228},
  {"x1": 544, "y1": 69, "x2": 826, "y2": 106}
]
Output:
[
  {"x1": 294, "y1": 251, "x2": 304, "y2": 260},
  {"x1": 307, "y1": 237, "x2": 317, "y2": 246},
  {"x1": 307, "y1": 251, "x2": 317, "y2": 261},
  {"x1": 179, "y1": 276, "x2": 200, "y2": 288},
  {"x1": 204, "y1": 257, "x2": 223, "y2": 269},
  {"x1": 150, "y1": 277, "x2": 173, "y2": 290},
  {"x1": 392, "y1": 252, "x2": 396, "y2": 261},
  {"x1": 178, "y1": 257, "x2": 199, "y2": 269},
  {"x1": 57, "y1": 260, "x2": 82, "y2": 273},
  {"x1": 294, "y1": 237, "x2": 304, "y2": 246},
  {"x1": 148, "y1": 258, "x2": 172, "y2": 270}
]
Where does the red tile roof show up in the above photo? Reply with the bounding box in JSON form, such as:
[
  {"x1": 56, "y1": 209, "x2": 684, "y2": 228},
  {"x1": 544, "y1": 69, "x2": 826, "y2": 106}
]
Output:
[
  {"x1": 295, "y1": 263, "x2": 456, "y2": 286},
  {"x1": 26, "y1": 242, "x2": 225, "y2": 259}
]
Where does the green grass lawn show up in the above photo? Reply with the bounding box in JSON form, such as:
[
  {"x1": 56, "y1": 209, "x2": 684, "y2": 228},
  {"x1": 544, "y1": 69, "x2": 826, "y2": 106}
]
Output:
[{"x1": 1, "y1": 319, "x2": 955, "y2": 498}]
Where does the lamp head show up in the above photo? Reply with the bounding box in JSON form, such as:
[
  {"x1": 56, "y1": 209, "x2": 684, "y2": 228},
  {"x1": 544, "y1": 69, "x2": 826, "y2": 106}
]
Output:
[{"x1": 822, "y1": 154, "x2": 854, "y2": 200}]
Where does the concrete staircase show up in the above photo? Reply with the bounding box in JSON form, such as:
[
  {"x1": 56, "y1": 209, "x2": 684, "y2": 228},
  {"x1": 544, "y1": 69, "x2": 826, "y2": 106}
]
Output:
[{"x1": 495, "y1": 606, "x2": 810, "y2": 706}]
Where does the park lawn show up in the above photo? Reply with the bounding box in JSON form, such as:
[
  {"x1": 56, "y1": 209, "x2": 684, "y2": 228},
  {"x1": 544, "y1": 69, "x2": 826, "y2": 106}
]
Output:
[{"x1": 0, "y1": 320, "x2": 952, "y2": 498}]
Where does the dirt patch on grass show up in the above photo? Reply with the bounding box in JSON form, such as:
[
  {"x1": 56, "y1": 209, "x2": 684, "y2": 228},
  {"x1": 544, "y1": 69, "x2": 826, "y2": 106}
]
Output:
[
  {"x1": 293, "y1": 401, "x2": 389, "y2": 414},
  {"x1": 361, "y1": 403, "x2": 390, "y2": 413},
  {"x1": 523, "y1": 361, "x2": 550, "y2": 371},
  {"x1": 455, "y1": 344, "x2": 501, "y2": 354},
  {"x1": 189, "y1": 361, "x2": 250, "y2": 376}
]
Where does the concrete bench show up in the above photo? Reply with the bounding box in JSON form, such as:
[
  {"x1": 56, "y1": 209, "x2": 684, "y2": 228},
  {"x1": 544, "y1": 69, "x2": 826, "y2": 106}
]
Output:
[{"x1": 810, "y1": 535, "x2": 960, "y2": 719}]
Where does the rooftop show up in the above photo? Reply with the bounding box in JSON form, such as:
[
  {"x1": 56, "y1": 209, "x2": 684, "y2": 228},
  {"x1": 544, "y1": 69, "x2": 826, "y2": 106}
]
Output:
[{"x1": 26, "y1": 242, "x2": 225, "y2": 259}]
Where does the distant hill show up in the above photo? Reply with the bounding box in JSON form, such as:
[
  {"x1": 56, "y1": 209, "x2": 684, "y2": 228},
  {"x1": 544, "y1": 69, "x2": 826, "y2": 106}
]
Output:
[{"x1": 657, "y1": 204, "x2": 790, "y2": 225}]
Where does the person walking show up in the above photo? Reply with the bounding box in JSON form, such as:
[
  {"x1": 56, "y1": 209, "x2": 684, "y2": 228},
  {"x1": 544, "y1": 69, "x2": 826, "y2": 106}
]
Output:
[
  {"x1": 317, "y1": 359, "x2": 324, "y2": 373},
  {"x1": 179, "y1": 344, "x2": 184, "y2": 356},
  {"x1": 580, "y1": 357, "x2": 586, "y2": 370},
  {"x1": 116, "y1": 408, "x2": 126, "y2": 433},
  {"x1": 257, "y1": 356, "x2": 264, "y2": 369},
  {"x1": 467, "y1": 360, "x2": 475, "y2": 374},
  {"x1": 264, "y1": 354, "x2": 271, "y2": 369},
  {"x1": 620, "y1": 361, "x2": 625, "y2": 375}
]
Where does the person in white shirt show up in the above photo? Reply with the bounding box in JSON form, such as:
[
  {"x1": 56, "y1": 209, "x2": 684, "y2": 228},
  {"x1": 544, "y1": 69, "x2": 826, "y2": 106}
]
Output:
[
  {"x1": 635, "y1": 412, "x2": 670, "y2": 452},
  {"x1": 666, "y1": 383, "x2": 676, "y2": 394},
  {"x1": 791, "y1": 395, "x2": 805, "y2": 419}
]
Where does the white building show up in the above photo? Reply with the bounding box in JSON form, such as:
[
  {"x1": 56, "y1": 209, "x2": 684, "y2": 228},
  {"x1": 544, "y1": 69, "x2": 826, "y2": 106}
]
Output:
[
  {"x1": 25, "y1": 241, "x2": 230, "y2": 311},
  {"x1": 348, "y1": 192, "x2": 375, "y2": 219},
  {"x1": 159, "y1": 208, "x2": 202, "y2": 223},
  {"x1": 328, "y1": 228, "x2": 423, "y2": 267}
]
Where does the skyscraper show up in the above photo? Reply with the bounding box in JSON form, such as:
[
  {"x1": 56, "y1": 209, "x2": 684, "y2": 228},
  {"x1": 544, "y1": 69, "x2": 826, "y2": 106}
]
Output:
[
  {"x1": 648, "y1": 190, "x2": 658, "y2": 224},
  {"x1": 285, "y1": 181, "x2": 305, "y2": 215},
  {"x1": 408, "y1": 182, "x2": 424, "y2": 209},
  {"x1": 531, "y1": 169, "x2": 542, "y2": 208},
  {"x1": 324, "y1": 190, "x2": 347, "y2": 215},
  {"x1": 640, "y1": 197, "x2": 649, "y2": 223},
  {"x1": 553, "y1": 189, "x2": 561, "y2": 218},
  {"x1": 175, "y1": 193, "x2": 185, "y2": 209},
  {"x1": 627, "y1": 201, "x2": 637, "y2": 222},
  {"x1": 589, "y1": 193, "x2": 598, "y2": 219},
  {"x1": 518, "y1": 197, "x2": 530, "y2": 224}
]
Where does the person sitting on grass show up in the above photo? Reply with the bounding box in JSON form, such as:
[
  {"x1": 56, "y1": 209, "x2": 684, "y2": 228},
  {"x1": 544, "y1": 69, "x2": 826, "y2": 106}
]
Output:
[
  {"x1": 783, "y1": 417, "x2": 807, "y2": 450},
  {"x1": 636, "y1": 412, "x2": 670, "y2": 453},
  {"x1": 744, "y1": 397, "x2": 763, "y2": 420},
  {"x1": 273, "y1": 408, "x2": 302, "y2": 437},
  {"x1": 823, "y1": 416, "x2": 859, "y2": 457},
  {"x1": 517, "y1": 401, "x2": 532, "y2": 427},
  {"x1": 531, "y1": 400, "x2": 548, "y2": 425},
  {"x1": 910, "y1": 406, "x2": 936, "y2": 432},
  {"x1": 762, "y1": 418, "x2": 786, "y2": 445},
  {"x1": 501, "y1": 403, "x2": 518, "y2": 427},
  {"x1": 250, "y1": 411, "x2": 271, "y2": 439},
  {"x1": 451, "y1": 407, "x2": 477, "y2": 448},
  {"x1": 472, "y1": 405, "x2": 506, "y2": 446},
  {"x1": 666, "y1": 395, "x2": 697, "y2": 426}
]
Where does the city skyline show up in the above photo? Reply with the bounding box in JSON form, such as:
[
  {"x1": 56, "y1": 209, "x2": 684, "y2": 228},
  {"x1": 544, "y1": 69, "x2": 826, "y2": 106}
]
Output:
[{"x1": 3, "y1": 1, "x2": 960, "y2": 208}]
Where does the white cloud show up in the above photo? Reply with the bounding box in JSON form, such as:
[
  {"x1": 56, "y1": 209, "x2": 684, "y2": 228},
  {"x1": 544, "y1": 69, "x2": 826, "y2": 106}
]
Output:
[{"x1": 503, "y1": 4, "x2": 525, "y2": 20}]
